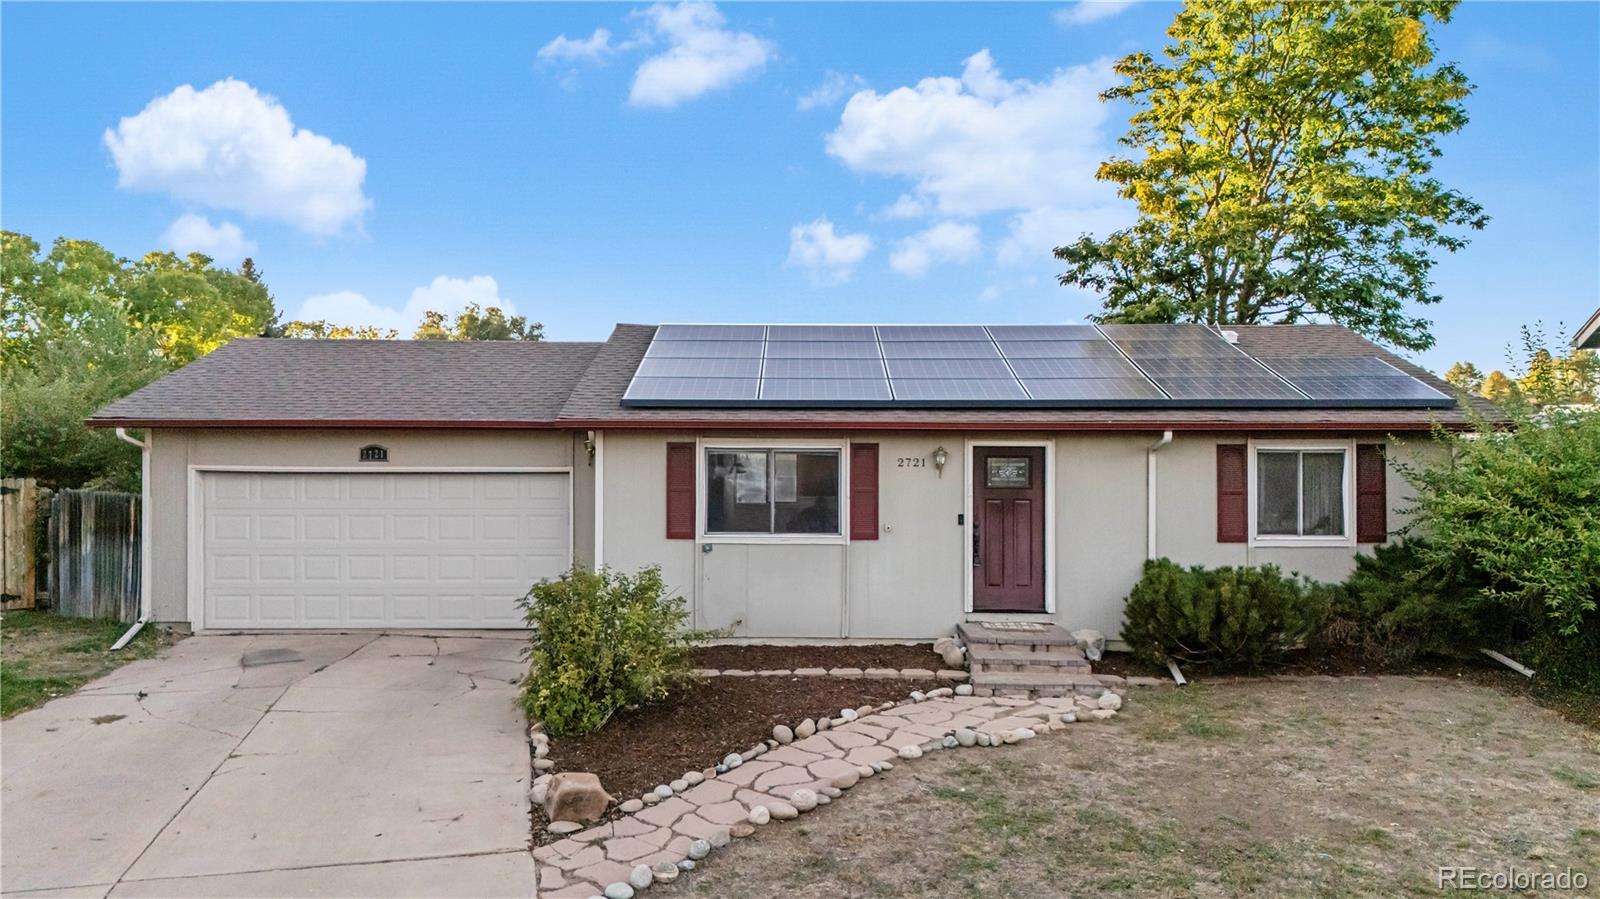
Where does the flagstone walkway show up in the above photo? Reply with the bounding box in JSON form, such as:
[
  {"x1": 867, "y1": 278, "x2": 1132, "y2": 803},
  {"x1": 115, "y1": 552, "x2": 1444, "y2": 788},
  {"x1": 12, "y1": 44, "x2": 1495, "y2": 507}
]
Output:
[{"x1": 534, "y1": 688, "x2": 1120, "y2": 898}]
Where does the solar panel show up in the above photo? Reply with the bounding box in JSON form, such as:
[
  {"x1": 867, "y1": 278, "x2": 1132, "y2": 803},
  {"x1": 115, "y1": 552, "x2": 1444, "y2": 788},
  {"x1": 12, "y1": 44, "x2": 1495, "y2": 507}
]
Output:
[
  {"x1": 1157, "y1": 377, "x2": 1306, "y2": 400},
  {"x1": 891, "y1": 378, "x2": 1028, "y2": 400},
  {"x1": 645, "y1": 340, "x2": 764, "y2": 358},
  {"x1": 994, "y1": 340, "x2": 1127, "y2": 359},
  {"x1": 1134, "y1": 356, "x2": 1271, "y2": 378},
  {"x1": 1022, "y1": 378, "x2": 1166, "y2": 400},
  {"x1": 1008, "y1": 357, "x2": 1151, "y2": 379},
  {"x1": 618, "y1": 324, "x2": 1456, "y2": 408},
  {"x1": 761, "y1": 358, "x2": 885, "y2": 379},
  {"x1": 985, "y1": 325, "x2": 1101, "y2": 340},
  {"x1": 764, "y1": 341, "x2": 882, "y2": 359},
  {"x1": 876, "y1": 325, "x2": 990, "y2": 341},
  {"x1": 885, "y1": 358, "x2": 1015, "y2": 379},
  {"x1": 634, "y1": 357, "x2": 763, "y2": 378},
  {"x1": 653, "y1": 324, "x2": 766, "y2": 341},
  {"x1": 760, "y1": 378, "x2": 892, "y2": 401},
  {"x1": 766, "y1": 325, "x2": 876, "y2": 341},
  {"x1": 879, "y1": 340, "x2": 1000, "y2": 359}
]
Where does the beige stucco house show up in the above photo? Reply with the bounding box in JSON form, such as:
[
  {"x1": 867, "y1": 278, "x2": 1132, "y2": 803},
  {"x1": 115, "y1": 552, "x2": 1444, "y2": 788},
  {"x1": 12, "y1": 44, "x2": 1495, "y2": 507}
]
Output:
[{"x1": 90, "y1": 322, "x2": 1495, "y2": 643}]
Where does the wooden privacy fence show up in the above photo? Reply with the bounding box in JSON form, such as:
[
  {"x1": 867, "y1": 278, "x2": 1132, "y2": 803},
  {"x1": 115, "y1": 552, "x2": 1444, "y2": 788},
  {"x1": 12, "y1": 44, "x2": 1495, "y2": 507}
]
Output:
[
  {"x1": 49, "y1": 489, "x2": 141, "y2": 622},
  {"x1": 2, "y1": 478, "x2": 42, "y2": 609}
]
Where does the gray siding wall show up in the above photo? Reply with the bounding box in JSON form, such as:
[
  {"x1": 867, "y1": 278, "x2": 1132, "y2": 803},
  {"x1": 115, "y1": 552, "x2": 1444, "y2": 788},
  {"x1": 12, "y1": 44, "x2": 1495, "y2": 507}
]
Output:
[
  {"x1": 145, "y1": 428, "x2": 592, "y2": 625},
  {"x1": 600, "y1": 429, "x2": 1442, "y2": 641}
]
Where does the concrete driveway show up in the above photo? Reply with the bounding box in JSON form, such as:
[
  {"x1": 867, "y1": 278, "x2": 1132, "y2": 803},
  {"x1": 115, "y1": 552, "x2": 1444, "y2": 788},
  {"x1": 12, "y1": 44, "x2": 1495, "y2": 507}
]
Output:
[{"x1": 2, "y1": 633, "x2": 536, "y2": 898}]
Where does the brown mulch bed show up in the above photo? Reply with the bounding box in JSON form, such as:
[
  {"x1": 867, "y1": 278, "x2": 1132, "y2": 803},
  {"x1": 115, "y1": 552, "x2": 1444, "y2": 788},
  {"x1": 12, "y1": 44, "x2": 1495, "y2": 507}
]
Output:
[
  {"x1": 534, "y1": 673, "x2": 942, "y2": 842},
  {"x1": 691, "y1": 642, "x2": 940, "y2": 671}
]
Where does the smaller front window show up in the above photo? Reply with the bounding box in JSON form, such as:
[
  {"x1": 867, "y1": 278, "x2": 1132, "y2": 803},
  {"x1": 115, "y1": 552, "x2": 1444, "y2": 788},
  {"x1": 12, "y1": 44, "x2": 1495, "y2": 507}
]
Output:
[
  {"x1": 1257, "y1": 449, "x2": 1346, "y2": 537},
  {"x1": 705, "y1": 449, "x2": 840, "y2": 535}
]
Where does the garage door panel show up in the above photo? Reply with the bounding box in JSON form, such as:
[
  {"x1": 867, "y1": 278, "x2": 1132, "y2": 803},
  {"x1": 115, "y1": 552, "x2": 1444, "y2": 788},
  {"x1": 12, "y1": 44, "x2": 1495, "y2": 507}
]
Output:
[{"x1": 201, "y1": 472, "x2": 567, "y2": 629}]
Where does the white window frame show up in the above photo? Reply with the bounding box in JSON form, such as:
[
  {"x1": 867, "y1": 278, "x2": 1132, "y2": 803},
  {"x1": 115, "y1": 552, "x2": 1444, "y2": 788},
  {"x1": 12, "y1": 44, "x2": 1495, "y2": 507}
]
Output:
[
  {"x1": 1246, "y1": 439, "x2": 1356, "y2": 548},
  {"x1": 696, "y1": 437, "x2": 849, "y2": 545}
]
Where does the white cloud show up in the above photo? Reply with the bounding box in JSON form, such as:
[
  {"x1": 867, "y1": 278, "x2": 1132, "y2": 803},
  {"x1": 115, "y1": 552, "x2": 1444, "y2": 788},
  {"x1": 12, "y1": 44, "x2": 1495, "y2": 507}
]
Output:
[
  {"x1": 538, "y1": 28, "x2": 621, "y2": 64},
  {"x1": 1053, "y1": 1, "x2": 1135, "y2": 27},
  {"x1": 825, "y1": 50, "x2": 1130, "y2": 273},
  {"x1": 889, "y1": 221, "x2": 982, "y2": 277},
  {"x1": 996, "y1": 204, "x2": 1134, "y2": 267},
  {"x1": 827, "y1": 51, "x2": 1116, "y2": 217},
  {"x1": 629, "y1": 2, "x2": 774, "y2": 107},
  {"x1": 161, "y1": 214, "x2": 256, "y2": 265},
  {"x1": 877, "y1": 194, "x2": 932, "y2": 221},
  {"x1": 785, "y1": 218, "x2": 873, "y2": 285},
  {"x1": 293, "y1": 275, "x2": 511, "y2": 334},
  {"x1": 104, "y1": 79, "x2": 370, "y2": 236},
  {"x1": 798, "y1": 71, "x2": 868, "y2": 111}
]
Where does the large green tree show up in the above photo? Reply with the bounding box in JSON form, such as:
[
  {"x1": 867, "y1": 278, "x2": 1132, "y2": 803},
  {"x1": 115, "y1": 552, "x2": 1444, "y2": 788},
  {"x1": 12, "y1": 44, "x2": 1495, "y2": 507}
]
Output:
[
  {"x1": 2, "y1": 231, "x2": 277, "y2": 489},
  {"x1": 414, "y1": 303, "x2": 542, "y2": 341},
  {"x1": 1057, "y1": 1, "x2": 1486, "y2": 351}
]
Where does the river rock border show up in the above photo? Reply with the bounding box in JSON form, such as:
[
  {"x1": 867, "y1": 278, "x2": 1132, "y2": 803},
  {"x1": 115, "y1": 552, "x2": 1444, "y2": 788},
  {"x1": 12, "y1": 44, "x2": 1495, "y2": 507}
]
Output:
[
  {"x1": 531, "y1": 683, "x2": 1126, "y2": 898},
  {"x1": 692, "y1": 666, "x2": 970, "y2": 681}
]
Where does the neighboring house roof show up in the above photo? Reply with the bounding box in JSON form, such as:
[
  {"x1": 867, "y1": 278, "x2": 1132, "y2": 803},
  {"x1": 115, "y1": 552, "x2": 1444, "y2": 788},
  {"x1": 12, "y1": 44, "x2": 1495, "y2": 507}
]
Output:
[
  {"x1": 1575, "y1": 307, "x2": 1600, "y2": 350},
  {"x1": 89, "y1": 323, "x2": 1501, "y2": 431},
  {"x1": 88, "y1": 338, "x2": 602, "y2": 428}
]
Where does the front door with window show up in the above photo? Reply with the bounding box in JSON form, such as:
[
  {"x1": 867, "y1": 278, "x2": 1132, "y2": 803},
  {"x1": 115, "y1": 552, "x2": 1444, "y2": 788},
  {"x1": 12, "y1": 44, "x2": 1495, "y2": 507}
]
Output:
[{"x1": 972, "y1": 446, "x2": 1046, "y2": 612}]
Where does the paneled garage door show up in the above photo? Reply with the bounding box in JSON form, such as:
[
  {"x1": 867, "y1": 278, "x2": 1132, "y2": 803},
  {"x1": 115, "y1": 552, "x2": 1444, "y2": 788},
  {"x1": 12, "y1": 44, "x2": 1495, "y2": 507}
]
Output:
[{"x1": 200, "y1": 471, "x2": 569, "y2": 629}]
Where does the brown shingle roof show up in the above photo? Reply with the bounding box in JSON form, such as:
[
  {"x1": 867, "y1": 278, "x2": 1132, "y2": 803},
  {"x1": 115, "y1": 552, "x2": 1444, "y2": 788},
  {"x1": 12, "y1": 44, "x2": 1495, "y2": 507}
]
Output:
[
  {"x1": 89, "y1": 338, "x2": 602, "y2": 427},
  {"x1": 552, "y1": 323, "x2": 1499, "y2": 432}
]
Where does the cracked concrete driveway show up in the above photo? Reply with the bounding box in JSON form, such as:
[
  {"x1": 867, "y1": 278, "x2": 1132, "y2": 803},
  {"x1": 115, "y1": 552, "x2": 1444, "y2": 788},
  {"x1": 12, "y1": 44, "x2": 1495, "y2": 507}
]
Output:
[{"x1": 1, "y1": 633, "x2": 536, "y2": 898}]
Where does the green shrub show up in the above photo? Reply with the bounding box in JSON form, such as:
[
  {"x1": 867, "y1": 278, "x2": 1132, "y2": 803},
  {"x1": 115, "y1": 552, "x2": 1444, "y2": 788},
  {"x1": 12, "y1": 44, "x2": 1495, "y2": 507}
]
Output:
[
  {"x1": 518, "y1": 565, "x2": 711, "y2": 736},
  {"x1": 1399, "y1": 408, "x2": 1599, "y2": 638},
  {"x1": 1122, "y1": 559, "x2": 1331, "y2": 673},
  {"x1": 1312, "y1": 541, "x2": 1490, "y2": 667}
]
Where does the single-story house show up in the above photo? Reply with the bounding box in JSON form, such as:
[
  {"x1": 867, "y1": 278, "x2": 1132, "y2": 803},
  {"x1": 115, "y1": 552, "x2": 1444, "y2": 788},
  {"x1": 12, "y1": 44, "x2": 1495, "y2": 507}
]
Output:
[{"x1": 89, "y1": 322, "x2": 1498, "y2": 642}]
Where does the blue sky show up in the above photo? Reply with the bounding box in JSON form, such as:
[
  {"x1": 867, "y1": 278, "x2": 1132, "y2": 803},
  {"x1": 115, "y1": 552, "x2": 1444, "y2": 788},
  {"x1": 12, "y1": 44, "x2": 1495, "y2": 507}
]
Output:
[{"x1": 3, "y1": 1, "x2": 1596, "y2": 374}]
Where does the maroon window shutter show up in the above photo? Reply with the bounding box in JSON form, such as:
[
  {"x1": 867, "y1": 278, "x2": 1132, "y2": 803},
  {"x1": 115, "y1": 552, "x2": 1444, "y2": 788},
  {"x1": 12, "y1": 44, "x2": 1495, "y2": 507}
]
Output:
[
  {"x1": 1356, "y1": 443, "x2": 1388, "y2": 544},
  {"x1": 665, "y1": 442, "x2": 695, "y2": 540},
  {"x1": 849, "y1": 443, "x2": 879, "y2": 541},
  {"x1": 1217, "y1": 444, "x2": 1248, "y2": 543}
]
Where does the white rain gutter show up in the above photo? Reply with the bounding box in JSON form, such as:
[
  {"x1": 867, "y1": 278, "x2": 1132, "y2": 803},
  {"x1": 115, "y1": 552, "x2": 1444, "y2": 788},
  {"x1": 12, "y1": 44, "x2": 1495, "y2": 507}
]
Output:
[
  {"x1": 1146, "y1": 430, "x2": 1173, "y2": 559},
  {"x1": 110, "y1": 428, "x2": 151, "y2": 650}
]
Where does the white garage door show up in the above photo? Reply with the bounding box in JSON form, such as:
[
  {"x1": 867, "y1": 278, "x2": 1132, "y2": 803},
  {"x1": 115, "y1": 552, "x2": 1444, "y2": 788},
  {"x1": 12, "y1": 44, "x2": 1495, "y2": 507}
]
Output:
[{"x1": 200, "y1": 471, "x2": 569, "y2": 629}]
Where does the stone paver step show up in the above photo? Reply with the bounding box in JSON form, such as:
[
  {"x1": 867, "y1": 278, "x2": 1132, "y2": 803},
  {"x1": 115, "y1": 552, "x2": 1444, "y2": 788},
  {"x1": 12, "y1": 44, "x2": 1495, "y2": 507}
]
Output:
[
  {"x1": 965, "y1": 644, "x2": 1088, "y2": 665},
  {"x1": 968, "y1": 670, "x2": 1105, "y2": 697},
  {"x1": 956, "y1": 620, "x2": 1077, "y2": 648}
]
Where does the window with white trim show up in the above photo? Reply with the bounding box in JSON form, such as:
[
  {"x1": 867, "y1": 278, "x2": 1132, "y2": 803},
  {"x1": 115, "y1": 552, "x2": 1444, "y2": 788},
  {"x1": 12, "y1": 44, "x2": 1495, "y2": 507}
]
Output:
[
  {"x1": 705, "y1": 449, "x2": 841, "y2": 535},
  {"x1": 1256, "y1": 449, "x2": 1347, "y2": 537}
]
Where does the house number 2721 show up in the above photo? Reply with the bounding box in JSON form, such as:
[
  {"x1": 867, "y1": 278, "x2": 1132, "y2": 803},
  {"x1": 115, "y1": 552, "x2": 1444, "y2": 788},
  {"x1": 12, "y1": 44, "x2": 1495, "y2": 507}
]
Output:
[{"x1": 896, "y1": 457, "x2": 927, "y2": 468}]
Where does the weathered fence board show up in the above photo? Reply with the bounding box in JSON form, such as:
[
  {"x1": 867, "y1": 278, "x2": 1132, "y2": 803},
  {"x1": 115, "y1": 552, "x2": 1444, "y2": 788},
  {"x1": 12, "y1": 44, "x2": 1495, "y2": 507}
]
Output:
[
  {"x1": 49, "y1": 489, "x2": 141, "y2": 622},
  {"x1": 1, "y1": 478, "x2": 40, "y2": 609}
]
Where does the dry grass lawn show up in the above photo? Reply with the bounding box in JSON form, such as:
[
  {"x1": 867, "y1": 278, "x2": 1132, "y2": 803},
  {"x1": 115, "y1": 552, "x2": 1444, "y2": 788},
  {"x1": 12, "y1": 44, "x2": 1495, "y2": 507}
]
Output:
[
  {"x1": 655, "y1": 677, "x2": 1599, "y2": 898},
  {"x1": 0, "y1": 611, "x2": 170, "y2": 717}
]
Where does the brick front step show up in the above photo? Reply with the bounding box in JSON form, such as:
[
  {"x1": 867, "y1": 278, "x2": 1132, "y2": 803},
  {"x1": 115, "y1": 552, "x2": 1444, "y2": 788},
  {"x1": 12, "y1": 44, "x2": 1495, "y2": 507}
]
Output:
[
  {"x1": 956, "y1": 621, "x2": 1077, "y2": 648},
  {"x1": 965, "y1": 645, "x2": 1091, "y2": 674}
]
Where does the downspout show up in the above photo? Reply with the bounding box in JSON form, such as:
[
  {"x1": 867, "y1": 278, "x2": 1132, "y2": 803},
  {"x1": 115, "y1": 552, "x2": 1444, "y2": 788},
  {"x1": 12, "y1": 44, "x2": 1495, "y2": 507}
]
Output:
[
  {"x1": 1146, "y1": 430, "x2": 1173, "y2": 559},
  {"x1": 110, "y1": 428, "x2": 151, "y2": 650}
]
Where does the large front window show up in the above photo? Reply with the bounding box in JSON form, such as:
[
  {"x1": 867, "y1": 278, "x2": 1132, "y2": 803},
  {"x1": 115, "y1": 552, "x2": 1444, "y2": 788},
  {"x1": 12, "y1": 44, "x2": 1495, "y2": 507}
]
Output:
[
  {"x1": 1256, "y1": 449, "x2": 1346, "y2": 537},
  {"x1": 705, "y1": 449, "x2": 841, "y2": 535}
]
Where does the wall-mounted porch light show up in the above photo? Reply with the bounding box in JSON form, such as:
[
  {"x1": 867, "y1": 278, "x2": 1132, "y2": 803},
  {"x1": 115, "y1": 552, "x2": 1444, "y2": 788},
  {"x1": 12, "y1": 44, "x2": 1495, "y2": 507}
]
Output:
[{"x1": 933, "y1": 445, "x2": 949, "y2": 477}]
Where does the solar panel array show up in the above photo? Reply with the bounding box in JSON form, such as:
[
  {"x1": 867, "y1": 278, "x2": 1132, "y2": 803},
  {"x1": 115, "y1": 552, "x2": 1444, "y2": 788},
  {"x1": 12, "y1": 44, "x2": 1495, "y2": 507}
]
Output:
[{"x1": 620, "y1": 324, "x2": 1455, "y2": 409}]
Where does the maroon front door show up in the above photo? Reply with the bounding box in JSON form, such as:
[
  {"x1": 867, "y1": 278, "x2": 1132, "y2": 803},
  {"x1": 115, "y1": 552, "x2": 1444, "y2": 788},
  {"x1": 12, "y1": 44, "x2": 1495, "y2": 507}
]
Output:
[{"x1": 972, "y1": 446, "x2": 1046, "y2": 612}]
